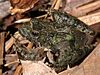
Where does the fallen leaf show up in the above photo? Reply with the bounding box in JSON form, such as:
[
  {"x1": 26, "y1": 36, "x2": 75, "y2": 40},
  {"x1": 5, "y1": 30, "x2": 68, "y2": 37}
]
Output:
[
  {"x1": 21, "y1": 60, "x2": 58, "y2": 75},
  {"x1": 10, "y1": 0, "x2": 39, "y2": 14},
  {"x1": 0, "y1": 1, "x2": 11, "y2": 20},
  {"x1": 14, "y1": 65, "x2": 22, "y2": 75}
]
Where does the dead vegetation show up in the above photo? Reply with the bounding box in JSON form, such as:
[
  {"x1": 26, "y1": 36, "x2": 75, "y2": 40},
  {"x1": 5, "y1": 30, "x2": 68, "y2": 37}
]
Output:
[{"x1": 0, "y1": 0, "x2": 100, "y2": 75}]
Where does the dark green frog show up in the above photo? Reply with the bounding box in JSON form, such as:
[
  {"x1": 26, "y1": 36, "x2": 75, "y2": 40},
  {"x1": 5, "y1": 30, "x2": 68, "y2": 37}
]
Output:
[{"x1": 15, "y1": 10, "x2": 96, "y2": 72}]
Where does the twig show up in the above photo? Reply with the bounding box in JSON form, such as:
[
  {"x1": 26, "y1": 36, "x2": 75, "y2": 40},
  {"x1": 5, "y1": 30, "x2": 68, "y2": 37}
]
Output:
[
  {"x1": 36, "y1": 14, "x2": 48, "y2": 19},
  {"x1": 51, "y1": 0, "x2": 57, "y2": 9},
  {"x1": 4, "y1": 59, "x2": 19, "y2": 67},
  {"x1": 54, "y1": 0, "x2": 61, "y2": 10},
  {"x1": 0, "y1": 32, "x2": 5, "y2": 75},
  {"x1": 5, "y1": 37, "x2": 15, "y2": 52},
  {"x1": 14, "y1": 18, "x2": 31, "y2": 23},
  {"x1": 5, "y1": 32, "x2": 24, "y2": 52}
]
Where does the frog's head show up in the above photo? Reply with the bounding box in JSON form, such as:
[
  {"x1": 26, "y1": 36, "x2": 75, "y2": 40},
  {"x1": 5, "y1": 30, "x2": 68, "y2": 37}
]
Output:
[
  {"x1": 51, "y1": 10, "x2": 96, "y2": 36},
  {"x1": 51, "y1": 10, "x2": 71, "y2": 24}
]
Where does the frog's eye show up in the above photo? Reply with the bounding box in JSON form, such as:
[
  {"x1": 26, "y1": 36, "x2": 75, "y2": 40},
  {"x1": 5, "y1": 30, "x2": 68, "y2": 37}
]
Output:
[{"x1": 50, "y1": 46, "x2": 60, "y2": 54}]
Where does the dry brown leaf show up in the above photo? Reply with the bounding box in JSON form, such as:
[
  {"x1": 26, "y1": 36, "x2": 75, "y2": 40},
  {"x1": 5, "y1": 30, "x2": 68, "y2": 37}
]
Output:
[
  {"x1": 21, "y1": 60, "x2": 58, "y2": 75},
  {"x1": 72, "y1": 0, "x2": 100, "y2": 17},
  {"x1": 3, "y1": 15, "x2": 15, "y2": 27},
  {"x1": 10, "y1": 0, "x2": 39, "y2": 9},
  {"x1": 4, "y1": 54, "x2": 19, "y2": 75},
  {"x1": 10, "y1": 0, "x2": 39, "y2": 14},
  {"x1": 63, "y1": 0, "x2": 100, "y2": 17},
  {"x1": 78, "y1": 12, "x2": 100, "y2": 25},
  {"x1": 5, "y1": 54, "x2": 18, "y2": 65},
  {"x1": 90, "y1": 23, "x2": 100, "y2": 33},
  {"x1": 5, "y1": 32, "x2": 24, "y2": 52},
  {"x1": 14, "y1": 65, "x2": 22, "y2": 75},
  {"x1": 0, "y1": 1, "x2": 11, "y2": 20}
]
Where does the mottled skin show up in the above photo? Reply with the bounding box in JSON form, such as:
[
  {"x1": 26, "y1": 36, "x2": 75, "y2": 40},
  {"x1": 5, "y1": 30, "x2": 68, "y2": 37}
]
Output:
[
  {"x1": 51, "y1": 10, "x2": 95, "y2": 35},
  {"x1": 17, "y1": 10, "x2": 95, "y2": 72},
  {"x1": 14, "y1": 42, "x2": 47, "y2": 61}
]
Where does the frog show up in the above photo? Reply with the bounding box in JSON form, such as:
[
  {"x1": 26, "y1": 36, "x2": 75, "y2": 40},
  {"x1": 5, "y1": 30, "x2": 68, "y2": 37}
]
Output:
[{"x1": 16, "y1": 10, "x2": 95, "y2": 72}]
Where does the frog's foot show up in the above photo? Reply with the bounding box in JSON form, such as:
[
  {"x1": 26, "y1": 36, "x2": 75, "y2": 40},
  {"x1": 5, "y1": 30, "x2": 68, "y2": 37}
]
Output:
[
  {"x1": 67, "y1": 65, "x2": 71, "y2": 70},
  {"x1": 67, "y1": 65, "x2": 78, "y2": 71}
]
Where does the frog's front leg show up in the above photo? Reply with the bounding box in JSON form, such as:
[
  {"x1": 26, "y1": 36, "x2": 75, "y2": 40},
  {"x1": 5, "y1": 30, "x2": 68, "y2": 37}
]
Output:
[
  {"x1": 14, "y1": 41, "x2": 49, "y2": 61},
  {"x1": 13, "y1": 42, "x2": 36, "y2": 60},
  {"x1": 51, "y1": 10, "x2": 95, "y2": 36}
]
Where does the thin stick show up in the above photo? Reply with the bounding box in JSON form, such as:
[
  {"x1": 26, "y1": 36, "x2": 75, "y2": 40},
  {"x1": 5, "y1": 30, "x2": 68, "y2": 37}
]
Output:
[
  {"x1": 0, "y1": 32, "x2": 5, "y2": 75},
  {"x1": 5, "y1": 32, "x2": 23, "y2": 52},
  {"x1": 14, "y1": 65, "x2": 22, "y2": 75},
  {"x1": 14, "y1": 18, "x2": 31, "y2": 23},
  {"x1": 51, "y1": 0, "x2": 57, "y2": 9},
  {"x1": 54, "y1": 0, "x2": 61, "y2": 10},
  {"x1": 36, "y1": 14, "x2": 48, "y2": 19},
  {"x1": 5, "y1": 37, "x2": 15, "y2": 52},
  {"x1": 4, "y1": 59, "x2": 19, "y2": 67}
]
